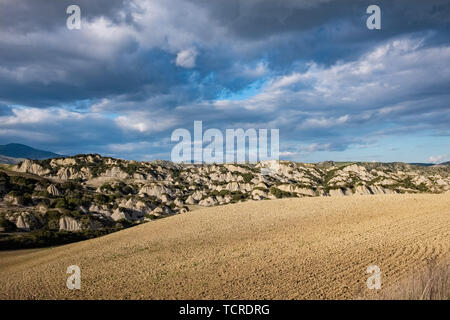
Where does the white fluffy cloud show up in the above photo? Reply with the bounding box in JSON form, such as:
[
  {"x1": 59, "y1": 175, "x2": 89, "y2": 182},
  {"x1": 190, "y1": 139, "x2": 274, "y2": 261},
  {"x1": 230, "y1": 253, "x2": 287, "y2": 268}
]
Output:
[
  {"x1": 211, "y1": 37, "x2": 450, "y2": 129},
  {"x1": 429, "y1": 154, "x2": 449, "y2": 163},
  {"x1": 175, "y1": 48, "x2": 198, "y2": 68},
  {"x1": 115, "y1": 112, "x2": 179, "y2": 133}
]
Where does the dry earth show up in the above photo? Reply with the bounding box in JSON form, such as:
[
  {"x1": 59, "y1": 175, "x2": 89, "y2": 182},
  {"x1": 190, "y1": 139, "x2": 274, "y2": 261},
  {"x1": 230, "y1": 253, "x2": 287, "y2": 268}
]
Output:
[{"x1": 0, "y1": 193, "x2": 449, "y2": 300}]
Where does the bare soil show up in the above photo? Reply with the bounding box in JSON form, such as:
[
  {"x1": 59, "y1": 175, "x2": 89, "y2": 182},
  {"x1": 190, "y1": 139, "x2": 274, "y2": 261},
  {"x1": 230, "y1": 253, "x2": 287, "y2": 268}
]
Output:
[{"x1": 0, "y1": 193, "x2": 449, "y2": 299}]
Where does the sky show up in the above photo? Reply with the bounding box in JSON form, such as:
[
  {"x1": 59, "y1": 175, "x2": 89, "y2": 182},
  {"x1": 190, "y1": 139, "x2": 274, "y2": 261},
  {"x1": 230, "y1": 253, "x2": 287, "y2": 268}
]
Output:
[{"x1": 0, "y1": 0, "x2": 449, "y2": 163}]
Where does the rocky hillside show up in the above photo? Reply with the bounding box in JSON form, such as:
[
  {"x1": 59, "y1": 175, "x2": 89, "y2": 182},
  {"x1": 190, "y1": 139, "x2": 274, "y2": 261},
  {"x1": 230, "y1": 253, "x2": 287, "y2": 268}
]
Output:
[{"x1": 1, "y1": 154, "x2": 449, "y2": 247}]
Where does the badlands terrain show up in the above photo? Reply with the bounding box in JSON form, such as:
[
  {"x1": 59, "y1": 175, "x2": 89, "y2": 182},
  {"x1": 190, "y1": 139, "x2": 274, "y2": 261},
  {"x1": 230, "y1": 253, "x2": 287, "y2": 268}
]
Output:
[
  {"x1": 0, "y1": 193, "x2": 449, "y2": 299},
  {"x1": 0, "y1": 154, "x2": 449, "y2": 247}
]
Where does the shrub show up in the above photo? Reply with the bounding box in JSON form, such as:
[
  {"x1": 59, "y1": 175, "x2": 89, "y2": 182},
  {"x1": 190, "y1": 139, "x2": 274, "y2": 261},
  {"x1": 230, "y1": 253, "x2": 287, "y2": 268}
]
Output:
[
  {"x1": 61, "y1": 181, "x2": 81, "y2": 191},
  {"x1": 231, "y1": 191, "x2": 245, "y2": 202},
  {"x1": 218, "y1": 190, "x2": 231, "y2": 196},
  {"x1": 269, "y1": 187, "x2": 293, "y2": 199},
  {"x1": 34, "y1": 190, "x2": 50, "y2": 198},
  {"x1": 46, "y1": 209, "x2": 62, "y2": 220},
  {"x1": 0, "y1": 228, "x2": 125, "y2": 250},
  {"x1": 0, "y1": 217, "x2": 16, "y2": 232},
  {"x1": 116, "y1": 219, "x2": 133, "y2": 228},
  {"x1": 0, "y1": 172, "x2": 9, "y2": 182},
  {"x1": 120, "y1": 185, "x2": 133, "y2": 195},
  {"x1": 240, "y1": 173, "x2": 255, "y2": 183},
  {"x1": 47, "y1": 219, "x2": 60, "y2": 231},
  {"x1": 55, "y1": 198, "x2": 68, "y2": 209},
  {"x1": 66, "y1": 197, "x2": 82, "y2": 208},
  {"x1": 100, "y1": 183, "x2": 113, "y2": 192},
  {"x1": 94, "y1": 194, "x2": 109, "y2": 205}
]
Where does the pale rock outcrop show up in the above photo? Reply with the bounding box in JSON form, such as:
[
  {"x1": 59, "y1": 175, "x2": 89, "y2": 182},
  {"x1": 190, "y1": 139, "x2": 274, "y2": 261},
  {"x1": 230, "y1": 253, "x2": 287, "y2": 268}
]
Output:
[
  {"x1": 139, "y1": 184, "x2": 174, "y2": 198},
  {"x1": 179, "y1": 207, "x2": 189, "y2": 214},
  {"x1": 56, "y1": 167, "x2": 75, "y2": 180},
  {"x1": 412, "y1": 176, "x2": 428, "y2": 184},
  {"x1": 369, "y1": 186, "x2": 389, "y2": 194},
  {"x1": 329, "y1": 189, "x2": 345, "y2": 197},
  {"x1": 36, "y1": 203, "x2": 47, "y2": 213},
  {"x1": 252, "y1": 188, "x2": 268, "y2": 198},
  {"x1": 380, "y1": 179, "x2": 397, "y2": 185},
  {"x1": 15, "y1": 160, "x2": 50, "y2": 176},
  {"x1": 103, "y1": 167, "x2": 129, "y2": 179},
  {"x1": 33, "y1": 184, "x2": 45, "y2": 191},
  {"x1": 4, "y1": 194, "x2": 19, "y2": 205},
  {"x1": 185, "y1": 195, "x2": 197, "y2": 205},
  {"x1": 160, "y1": 194, "x2": 171, "y2": 203},
  {"x1": 191, "y1": 191, "x2": 204, "y2": 201},
  {"x1": 52, "y1": 158, "x2": 76, "y2": 166},
  {"x1": 47, "y1": 184, "x2": 62, "y2": 196},
  {"x1": 215, "y1": 195, "x2": 232, "y2": 204},
  {"x1": 224, "y1": 164, "x2": 250, "y2": 174},
  {"x1": 151, "y1": 207, "x2": 164, "y2": 216},
  {"x1": 89, "y1": 204, "x2": 112, "y2": 216},
  {"x1": 256, "y1": 182, "x2": 268, "y2": 189},
  {"x1": 199, "y1": 196, "x2": 218, "y2": 207},
  {"x1": 328, "y1": 188, "x2": 353, "y2": 197},
  {"x1": 354, "y1": 185, "x2": 372, "y2": 195},
  {"x1": 223, "y1": 182, "x2": 251, "y2": 192},
  {"x1": 111, "y1": 207, "x2": 145, "y2": 221},
  {"x1": 278, "y1": 184, "x2": 296, "y2": 193},
  {"x1": 343, "y1": 164, "x2": 366, "y2": 174},
  {"x1": 295, "y1": 188, "x2": 316, "y2": 196},
  {"x1": 59, "y1": 216, "x2": 82, "y2": 231},
  {"x1": 111, "y1": 209, "x2": 126, "y2": 221},
  {"x1": 118, "y1": 198, "x2": 153, "y2": 215},
  {"x1": 174, "y1": 198, "x2": 184, "y2": 207},
  {"x1": 16, "y1": 215, "x2": 29, "y2": 230},
  {"x1": 151, "y1": 206, "x2": 172, "y2": 216},
  {"x1": 133, "y1": 173, "x2": 146, "y2": 180},
  {"x1": 14, "y1": 212, "x2": 39, "y2": 230}
]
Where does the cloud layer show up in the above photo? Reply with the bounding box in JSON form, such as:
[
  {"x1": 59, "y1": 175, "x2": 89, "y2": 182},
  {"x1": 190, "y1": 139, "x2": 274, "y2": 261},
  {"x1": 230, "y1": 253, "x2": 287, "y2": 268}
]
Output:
[{"x1": 0, "y1": 0, "x2": 449, "y2": 162}]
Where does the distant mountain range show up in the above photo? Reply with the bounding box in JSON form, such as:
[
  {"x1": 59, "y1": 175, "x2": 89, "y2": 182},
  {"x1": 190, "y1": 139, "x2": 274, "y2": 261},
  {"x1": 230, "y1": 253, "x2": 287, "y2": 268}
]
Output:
[
  {"x1": 0, "y1": 143, "x2": 449, "y2": 166},
  {"x1": 0, "y1": 143, "x2": 61, "y2": 162},
  {"x1": 409, "y1": 163, "x2": 435, "y2": 167}
]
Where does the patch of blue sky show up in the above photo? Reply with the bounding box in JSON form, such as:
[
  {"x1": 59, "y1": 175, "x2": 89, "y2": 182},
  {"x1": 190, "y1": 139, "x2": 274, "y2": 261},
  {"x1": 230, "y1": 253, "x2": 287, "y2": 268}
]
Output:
[{"x1": 216, "y1": 78, "x2": 268, "y2": 101}]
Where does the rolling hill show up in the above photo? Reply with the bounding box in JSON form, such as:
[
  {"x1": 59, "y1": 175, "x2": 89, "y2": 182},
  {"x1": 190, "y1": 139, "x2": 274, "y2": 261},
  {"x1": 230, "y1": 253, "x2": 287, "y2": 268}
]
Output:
[
  {"x1": 0, "y1": 193, "x2": 449, "y2": 299},
  {"x1": 0, "y1": 143, "x2": 61, "y2": 160}
]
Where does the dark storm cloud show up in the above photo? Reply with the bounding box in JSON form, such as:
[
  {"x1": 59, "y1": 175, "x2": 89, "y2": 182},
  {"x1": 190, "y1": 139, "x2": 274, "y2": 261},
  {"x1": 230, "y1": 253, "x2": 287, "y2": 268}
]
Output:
[
  {"x1": 0, "y1": 0, "x2": 130, "y2": 32},
  {"x1": 189, "y1": 0, "x2": 450, "y2": 39},
  {"x1": 1, "y1": 0, "x2": 448, "y2": 107},
  {"x1": 0, "y1": 0, "x2": 449, "y2": 161}
]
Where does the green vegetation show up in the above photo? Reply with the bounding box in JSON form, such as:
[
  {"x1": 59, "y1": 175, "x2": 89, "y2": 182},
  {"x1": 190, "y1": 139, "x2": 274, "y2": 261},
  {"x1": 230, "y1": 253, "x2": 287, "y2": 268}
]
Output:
[
  {"x1": 0, "y1": 228, "x2": 124, "y2": 250},
  {"x1": 144, "y1": 214, "x2": 160, "y2": 220},
  {"x1": 386, "y1": 177, "x2": 431, "y2": 193},
  {"x1": 231, "y1": 191, "x2": 246, "y2": 202},
  {"x1": 208, "y1": 189, "x2": 231, "y2": 197},
  {"x1": 240, "y1": 172, "x2": 255, "y2": 183},
  {"x1": 269, "y1": 187, "x2": 295, "y2": 199},
  {"x1": 0, "y1": 217, "x2": 16, "y2": 232}
]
